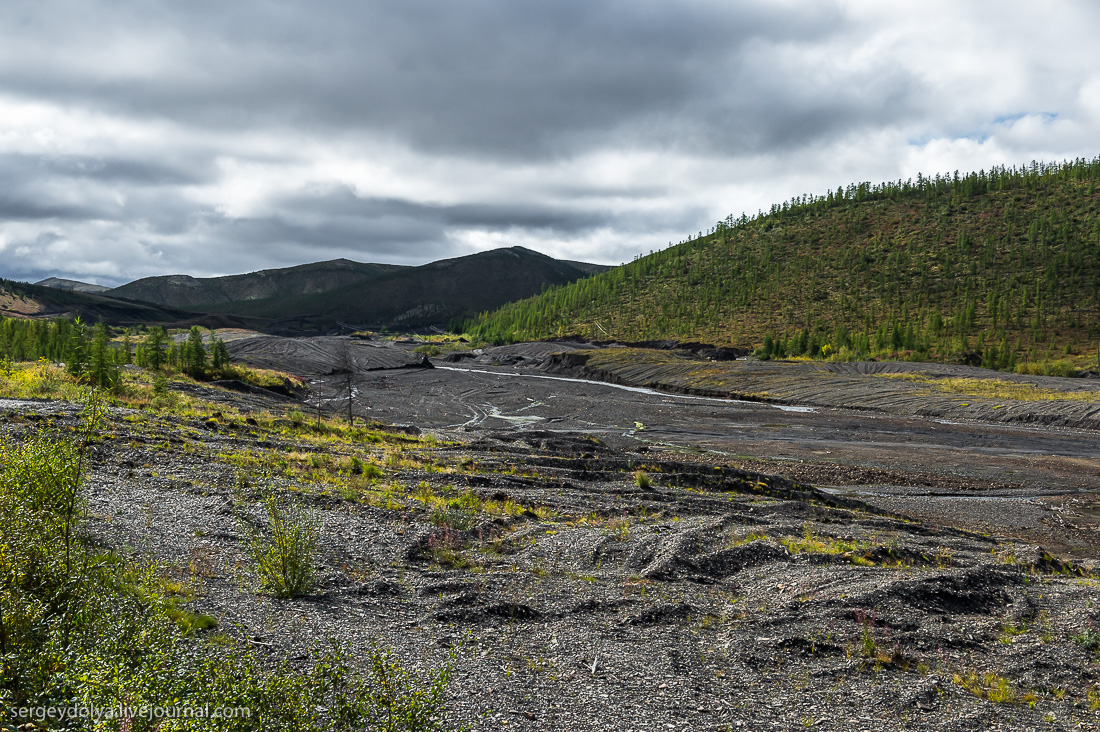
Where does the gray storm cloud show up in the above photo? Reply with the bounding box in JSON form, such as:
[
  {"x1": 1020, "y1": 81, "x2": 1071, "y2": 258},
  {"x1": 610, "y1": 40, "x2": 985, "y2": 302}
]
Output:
[{"x1": 1, "y1": 0, "x2": 1099, "y2": 286}]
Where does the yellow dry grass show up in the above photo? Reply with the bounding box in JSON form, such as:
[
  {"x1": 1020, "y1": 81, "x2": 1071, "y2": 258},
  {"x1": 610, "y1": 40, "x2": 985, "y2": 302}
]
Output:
[{"x1": 878, "y1": 373, "x2": 1100, "y2": 403}]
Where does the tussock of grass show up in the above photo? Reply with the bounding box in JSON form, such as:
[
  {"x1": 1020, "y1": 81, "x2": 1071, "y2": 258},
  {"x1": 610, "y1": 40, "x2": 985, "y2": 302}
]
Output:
[
  {"x1": 412, "y1": 482, "x2": 526, "y2": 521},
  {"x1": 781, "y1": 526, "x2": 868, "y2": 557},
  {"x1": 774, "y1": 525, "x2": 917, "y2": 568},
  {"x1": 953, "y1": 670, "x2": 1038, "y2": 704}
]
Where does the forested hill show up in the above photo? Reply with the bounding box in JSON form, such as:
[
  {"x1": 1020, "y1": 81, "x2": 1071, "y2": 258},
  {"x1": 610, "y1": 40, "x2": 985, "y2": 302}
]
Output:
[{"x1": 470, "y1": 158, "x2": 1100, "y2": 369}]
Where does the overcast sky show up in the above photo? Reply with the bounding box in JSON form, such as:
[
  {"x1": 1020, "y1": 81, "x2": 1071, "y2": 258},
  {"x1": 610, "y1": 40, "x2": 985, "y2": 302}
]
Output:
[{"x1": 2, "y1": 1, "x2": 1100, "y2": 287}]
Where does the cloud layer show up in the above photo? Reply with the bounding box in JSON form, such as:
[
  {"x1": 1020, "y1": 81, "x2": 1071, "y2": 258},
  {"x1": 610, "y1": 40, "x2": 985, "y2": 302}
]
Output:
[{"x1": 2, "y1": 0, "x2": 1100, "y2": 286}]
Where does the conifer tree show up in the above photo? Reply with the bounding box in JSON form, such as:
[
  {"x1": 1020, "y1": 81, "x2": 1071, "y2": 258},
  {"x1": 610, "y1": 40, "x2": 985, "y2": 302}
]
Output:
[
  {"x1": 141, "y1": 327, "x2": 169, "y2": 372},
  {"x1": 88, "y1": 321, "x2": 119, "y2": 389},
  {"x1": 211, "y1": 335, "x2": 230, "y2": 371},
  {"x1": 186, "y1": 325, "x2": 206, "y2": 376},
  {"x1": 65, "y1": 318, "x2": 89, "y2": 380}
]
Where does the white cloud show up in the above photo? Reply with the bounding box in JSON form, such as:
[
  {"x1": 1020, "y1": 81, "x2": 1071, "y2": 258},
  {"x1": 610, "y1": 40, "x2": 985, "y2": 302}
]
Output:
[{"x1": 1, "y1": 1, "x2": 1099, "y2": 285}]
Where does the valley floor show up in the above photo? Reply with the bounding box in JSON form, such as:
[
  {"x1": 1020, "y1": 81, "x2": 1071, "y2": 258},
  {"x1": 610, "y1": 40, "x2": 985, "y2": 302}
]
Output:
[
  {"x1": 273, "y1": 337, "x2": 1100, "y2": 559},
  {"x1": 5, "y1": 337, "x2": 1100, "y2": 730}
]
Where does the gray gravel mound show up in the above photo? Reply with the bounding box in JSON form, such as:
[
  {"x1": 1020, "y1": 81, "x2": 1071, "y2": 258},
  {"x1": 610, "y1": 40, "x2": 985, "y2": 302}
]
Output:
[{"x1": 229, "y1": 335, "x2": 424, "y2": 374}]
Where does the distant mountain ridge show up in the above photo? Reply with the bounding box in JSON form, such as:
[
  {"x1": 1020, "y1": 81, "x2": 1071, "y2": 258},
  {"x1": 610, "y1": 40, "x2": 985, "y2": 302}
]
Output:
[
  {"x1": 18, "y1": 246, "x2": 610, "y2": 333},
  {"x1": 198, "y1": 246, "x2": 609, "y2": 333},
  {"x1": 109, "y1": 258, "x2": 405, "y2": 309},
  {"x1": 35, "y1": 277, "x2": 112, "y2": 294},
  {"x1": 1, "y1": 278, "x2": 248, "y2": 329}
]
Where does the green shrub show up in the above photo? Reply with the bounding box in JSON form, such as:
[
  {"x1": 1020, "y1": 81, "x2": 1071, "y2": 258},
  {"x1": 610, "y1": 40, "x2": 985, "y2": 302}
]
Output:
[
  {"x1": 314, "y1": 641, "x2": 458, "y2": 732},
  {"x1": 1075, "y1": 628, "x2": 1100, "y2": 651},
  {"x1": 634, "y1": 471, "x2": 651, "y2": 490},
  {"x1": 246, "y1": 492, "x2": 319, "y2": 598}
]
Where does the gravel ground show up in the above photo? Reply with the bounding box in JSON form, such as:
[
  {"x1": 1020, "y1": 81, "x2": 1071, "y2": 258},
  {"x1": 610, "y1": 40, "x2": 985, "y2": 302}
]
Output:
[
  {"x1": 546, "y1": 348, "x2": 1100, "y2": 431},
  {"x1": 225, "y1": 337, "x2": 1100, "y2": 555},
  {"x1": 11, "y1": 336, "x2": 1097, "y2": 729},
  {"x1": 4, "y1": 379, "x2": 1100, "y2": 730}
]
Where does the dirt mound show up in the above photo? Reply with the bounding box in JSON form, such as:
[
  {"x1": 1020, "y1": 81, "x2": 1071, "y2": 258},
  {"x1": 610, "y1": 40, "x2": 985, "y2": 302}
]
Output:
[
  {"x1": 626, "y1": 602, "x2": 698, "y2": 625},
  {"x1": 434, "y1": 602, "x2": 542, "y2": 623},
  {"x1": 846, "y1": 565, "x2": 1018, "y2": 616},
  {"x1": 208, "y1": 378, "x2": 302, "y2": 399},
  {"x1": 453, "y1": 341, "x2": 596, "y2": 367}
]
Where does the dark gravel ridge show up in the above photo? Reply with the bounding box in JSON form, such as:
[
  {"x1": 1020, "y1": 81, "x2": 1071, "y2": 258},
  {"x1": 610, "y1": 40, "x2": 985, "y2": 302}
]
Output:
[
  {"x1": 3, "y1": 393, "x2": 1099, "y2": 731},
  {"x1": 541, "y1": 350, "x2": 1100, "y2": 432}
]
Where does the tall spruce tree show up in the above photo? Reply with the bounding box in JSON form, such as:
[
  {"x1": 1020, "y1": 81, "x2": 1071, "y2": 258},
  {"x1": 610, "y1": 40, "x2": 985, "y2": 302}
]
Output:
[
  {"x1": 88, "y1": 322, "x2": 119, "y2": 389},
  {"x1": 186, "y1": 325, "x2": 206, "y2": 376}
]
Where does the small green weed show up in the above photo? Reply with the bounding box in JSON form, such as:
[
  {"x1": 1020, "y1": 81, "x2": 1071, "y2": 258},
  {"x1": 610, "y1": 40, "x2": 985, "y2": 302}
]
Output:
[{"x1": 1074, "y1": 628, "x2": 1100, "y2": 651}]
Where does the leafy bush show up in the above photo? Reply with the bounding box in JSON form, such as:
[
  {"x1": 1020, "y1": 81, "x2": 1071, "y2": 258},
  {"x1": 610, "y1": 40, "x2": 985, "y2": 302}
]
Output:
[
  {"x1": 245, "y1": 491, "x2": 319, "y2": 598},
  {"x1": 1075, "y1": 628, "x2": 1100, "y2": 651},
  {"x1": 315, "y1": 641, "x2": 458, "y2": 732}
]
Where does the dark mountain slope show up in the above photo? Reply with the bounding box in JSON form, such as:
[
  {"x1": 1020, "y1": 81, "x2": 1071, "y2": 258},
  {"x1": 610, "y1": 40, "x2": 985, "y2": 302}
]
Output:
[
  {"x1": 0, "y1": 279, "x2": 251, "y2": 329},
  {"x1": 109, "y1": 259, "x2": 405, "y2": 309},
  {"x1": 204, "y1": 246, "x2": 609, "y2": 333},
  {"x1": 472, "y1": 158, "x2": 1100, "y2": 367}
]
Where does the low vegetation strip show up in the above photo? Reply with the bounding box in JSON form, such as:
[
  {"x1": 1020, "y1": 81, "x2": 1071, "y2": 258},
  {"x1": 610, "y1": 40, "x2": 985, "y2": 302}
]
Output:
[{"x1": 876, "y1": 372, "x2": 1100, "y2": 403}]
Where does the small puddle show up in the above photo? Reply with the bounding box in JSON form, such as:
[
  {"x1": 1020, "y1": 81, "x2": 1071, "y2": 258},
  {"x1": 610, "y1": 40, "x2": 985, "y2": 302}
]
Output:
[{"x1": 486, "y1": 406, "x2": 544, "y2": 426}]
